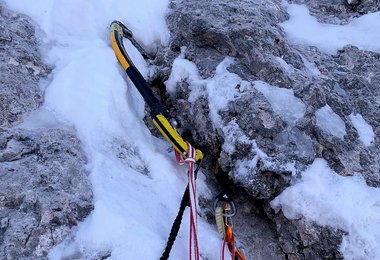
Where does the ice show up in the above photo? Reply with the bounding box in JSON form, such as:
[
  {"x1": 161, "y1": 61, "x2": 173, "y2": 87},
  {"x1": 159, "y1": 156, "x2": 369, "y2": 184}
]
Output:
[
  {"x1": 298, "y1": 52, "x2": 321, "y2": 76},
  {"x1": 349, "y1": 113, "x2": 375, "y2": 147},
  {"x1": 254, "y1": 81, "x2": 306, "y2": 125},
  {"x1": 315, "y1": 105, "x2": 346, "y2": 140},
  {"x1": 275, "y1": 56, "x2": 295, "y2": 74}
]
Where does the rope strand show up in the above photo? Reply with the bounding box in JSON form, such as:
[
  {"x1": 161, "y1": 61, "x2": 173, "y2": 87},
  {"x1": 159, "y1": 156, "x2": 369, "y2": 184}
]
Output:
[
  {"x1": 162, "y1": 144, "x2": 200, "y2": 260},
  {"x1": 186, "y1": 144, "x2": 199, "y2": 260},
  {"x1": 160, "y1": 187, "x2": 189, "y2": 260}
]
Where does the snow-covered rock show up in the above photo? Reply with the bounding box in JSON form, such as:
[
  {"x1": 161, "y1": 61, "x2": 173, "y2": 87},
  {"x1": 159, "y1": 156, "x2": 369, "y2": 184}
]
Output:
[
  {"x1": 153, "y1": 0, "x2": 380, "y2": 258},
  {"x1": 0, "y1": 4, "x2": 93, "y2": 259},
  {"x1": 0, "y1": 5, "x2": 51, "y2": 128},
  {"x1": 2, "y1": 0, "x2": 380, "y2": 258}
]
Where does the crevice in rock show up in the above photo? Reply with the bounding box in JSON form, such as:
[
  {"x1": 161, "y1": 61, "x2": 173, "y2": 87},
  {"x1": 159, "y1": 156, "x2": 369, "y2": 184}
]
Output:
[
  {"x1": 147, "y1": 74, "x2": 290, "y2": 259},
  {"x1": 145, "y1": 0, "x2": 380, "y2": 258},
  {"x1": 24, "y1": 229, "x2": 33, "y2": 246}
]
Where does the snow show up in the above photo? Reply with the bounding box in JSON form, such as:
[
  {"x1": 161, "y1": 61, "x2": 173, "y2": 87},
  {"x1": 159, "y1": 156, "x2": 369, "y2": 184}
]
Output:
[
  {"x1": 17, "y1": 107, "x2": 68, "y2": 130},
  {"x1": 223, "y1": 120, "x2": 267, "y2": 158},
  {"x1": 166, "y1": 54, "x2": 248, "y2": 128},
  {"x1": 275, "y1": 56, "x2": 295, "y2": 75},
  {"x1": 298, "y1": 52, "x2": 321, "y2": 77},
  {"x1": 4, "y1": 0, "x2": 222, "y2": 259},
  {"x1": 207, "y1": 58, "x2": 246, "y2": 128},
  {"x1": 254, "y1": 81, "x2": 306, "y2": 125},
  {"x1": 221, "y1": 120, "x2": 287, "y2": 183},
  {"x1": 315, "y1": 105, "x2": 346, "y2": 140},
  {"x1": 165, "y1": 47, "x2": 206, "y2": 99},
  {"x1": 271, "y1": 158, "x2": 380, "y2": 260},
  {"x1": 349, "y1": 113, "x2": 375, "y2": 147},
  {"x1": 5, "y1": 0, "x2": 170, "y2": 51},
  {"x1": 5, "y1": 0, "x2": 380, "y2": 259},
  {"x1": 281, "y1": 3, "x2": 380, "y2": 54}
]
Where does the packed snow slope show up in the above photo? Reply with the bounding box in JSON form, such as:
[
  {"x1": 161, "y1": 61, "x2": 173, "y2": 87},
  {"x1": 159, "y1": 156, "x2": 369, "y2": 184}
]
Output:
[{"x1": 3, "y1": 0, "x2": 222, "y2": 259}]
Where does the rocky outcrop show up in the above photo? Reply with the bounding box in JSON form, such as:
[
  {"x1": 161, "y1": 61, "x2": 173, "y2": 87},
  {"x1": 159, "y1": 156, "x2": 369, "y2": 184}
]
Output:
[
  {"x1": 288, "y1": 0, "x2": 380, "y2": 24},
  {"x1": 152, "y1": 0, "x2": 380, "y2": 258},
  {"x1": 0, "y1": 4, "x2": 51, "y2": 128},
  {"x1": 0, "y1": 129, "x2": 93, "y2": 259},
  {"x1": 0, "y1": 4, "x2": 93, "y2": 259}
]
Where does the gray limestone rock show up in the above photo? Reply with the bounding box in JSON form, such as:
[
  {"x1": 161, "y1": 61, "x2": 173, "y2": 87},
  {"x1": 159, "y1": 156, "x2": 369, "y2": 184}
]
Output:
[
  {"x1": 0, "y1": 129, "x2": 93, "y2": 260},
  {"x1": 152, "y1": 0, "x2": 380, "y2": 258},
  {"x1": 269, "y1": 212, "x2": 345, "y2": 259},
  {"x1": 329, "y1": 46, "x2": 380, "y2": 186},
  {"x1": 0, "y1": 4, "x2": 51, "y2": 128},
  {"x1": 0, "y1": 4, "x2": 93, "y2": 259},
  {"x1": 354, "y1": 0, "x2": 380, "y2": 14}
]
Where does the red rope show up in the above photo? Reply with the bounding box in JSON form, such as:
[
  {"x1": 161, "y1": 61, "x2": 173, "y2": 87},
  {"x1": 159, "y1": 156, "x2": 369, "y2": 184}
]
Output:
[
  {"x1": 221, "y1": 237, "x2": 235, "y2": 260},
  {"x1": 221, "y1": 238, "x2": 226, "y2": 260},
  {"x1": 231, "y1": 235, "x2": 235, "y2": 260},
  {"x1": 174, "y1": 144, "x2": 199, "y2": 260}
]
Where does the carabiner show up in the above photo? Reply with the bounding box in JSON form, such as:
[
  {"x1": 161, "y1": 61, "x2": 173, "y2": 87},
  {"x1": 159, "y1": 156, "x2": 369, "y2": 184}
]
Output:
[{"x1": 213, "y1": 194, "x2": 237, "y2": 218}]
